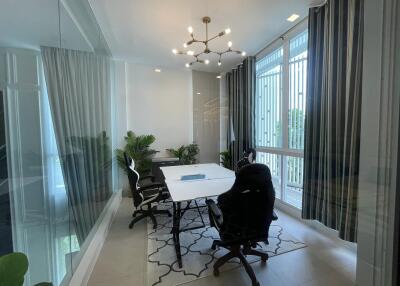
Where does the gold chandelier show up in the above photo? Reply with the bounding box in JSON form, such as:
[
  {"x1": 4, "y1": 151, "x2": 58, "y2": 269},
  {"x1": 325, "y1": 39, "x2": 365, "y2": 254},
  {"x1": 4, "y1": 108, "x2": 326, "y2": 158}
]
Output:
[{"x1": 172, "y1": 16, "x2": 246, "y2": 68}]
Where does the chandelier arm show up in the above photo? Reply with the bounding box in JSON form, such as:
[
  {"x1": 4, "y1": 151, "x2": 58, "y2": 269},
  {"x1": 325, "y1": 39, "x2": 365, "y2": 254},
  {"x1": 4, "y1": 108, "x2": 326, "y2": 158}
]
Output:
[
  {"x1": 208, "y1": 33, "x2": 225, "y2": 43},
  {"x1": 194, "y1": 51, "x2": 205, "y2": 58},
  {"x1": 209, "y1": 51, "x2": 222, "y2": 56},
  {"x1": 230, "y1": 49, "x2": 243, "y2": 54}
]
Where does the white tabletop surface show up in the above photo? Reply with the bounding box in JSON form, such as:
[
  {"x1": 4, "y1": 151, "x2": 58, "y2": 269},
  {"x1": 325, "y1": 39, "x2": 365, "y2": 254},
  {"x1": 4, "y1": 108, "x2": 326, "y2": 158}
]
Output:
[{"x1": 160, "y1": 163, "x2": 235, "y2": 202}]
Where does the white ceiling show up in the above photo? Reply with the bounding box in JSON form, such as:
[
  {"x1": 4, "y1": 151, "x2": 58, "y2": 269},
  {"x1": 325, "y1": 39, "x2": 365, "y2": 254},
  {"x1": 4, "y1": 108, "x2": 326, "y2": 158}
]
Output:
[{"x1": 89, "y1": 0, "x2": 317, "y2": 72}]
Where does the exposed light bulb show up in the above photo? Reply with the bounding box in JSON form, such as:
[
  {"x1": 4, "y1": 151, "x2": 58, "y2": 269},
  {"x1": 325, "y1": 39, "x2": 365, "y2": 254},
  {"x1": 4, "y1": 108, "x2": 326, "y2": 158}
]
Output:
[
  {"x1": 188, "y1": 26, "x2": 193, "y2": 33},
  {"x1": 218, "y1": 61, "x2": 222, "y2": 66},
  {"x1": 225, "y1": 28, "x2": 231, "y2": 34},
  {"x1": 187, "y1": 50, "x2": 194, "y2": 56},
  {"x1": 185, "y1": 63, "x2": 190, "y2": 68},
  {"x1": 228, "y1": 41, "x2": 232, "y2": 47},
  {"x1": 172, "y1": 49, "x2": 178, "y2": 54},
  {"x1": 204, "y1": 59, "x2": 210, "y2": 65},
  {"x1": 241, "y1": 51, "x2": 246, "y2": 56},
  {"x1": 183, "y1": 43, "x2": 188, "y2": 48}
]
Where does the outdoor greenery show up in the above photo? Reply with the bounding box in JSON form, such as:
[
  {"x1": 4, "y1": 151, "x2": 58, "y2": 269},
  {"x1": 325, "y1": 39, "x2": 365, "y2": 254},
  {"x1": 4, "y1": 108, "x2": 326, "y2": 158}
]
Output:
[
  {"x1": 219, "y1": 150, "x2": 232, "y2": 169},
  {"x1": 166, "y1": 144, "x2": 199, "y2": 164},
  {"x1": 275, "y1": 108, "x2": 305, "y2": 186},
  {"x1": 0, "y1": 252, "x2": 52, "y2": 286},
  {"x1": 116, "y1": 131, "x2": 158, "y2": 175}
]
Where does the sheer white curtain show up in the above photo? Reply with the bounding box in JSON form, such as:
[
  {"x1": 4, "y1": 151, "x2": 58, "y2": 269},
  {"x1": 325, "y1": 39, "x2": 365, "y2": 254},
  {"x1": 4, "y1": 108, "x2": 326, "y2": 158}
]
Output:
[{"x1": 41, "y1": 47, "x2": 113, "y2": 245}]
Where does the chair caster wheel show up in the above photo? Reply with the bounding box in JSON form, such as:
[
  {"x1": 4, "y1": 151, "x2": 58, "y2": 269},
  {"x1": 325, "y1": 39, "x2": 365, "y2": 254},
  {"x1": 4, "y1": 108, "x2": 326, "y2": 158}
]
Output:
[
  {"x1": 213, "y1": 269, "x2": 219, "y2": 276},
  {"x1": 129, "y1": 223, "x2": 134, "y2": 229},
  {"x1": 261, "y1": 256, "x2": 267, "y2": 262}
]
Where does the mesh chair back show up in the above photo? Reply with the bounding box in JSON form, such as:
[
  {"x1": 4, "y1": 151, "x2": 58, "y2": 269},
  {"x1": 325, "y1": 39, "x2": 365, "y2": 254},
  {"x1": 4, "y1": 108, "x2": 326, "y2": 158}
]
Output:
[{"x1": 124, "y1": 153, "x2": 144, "y2": 207}]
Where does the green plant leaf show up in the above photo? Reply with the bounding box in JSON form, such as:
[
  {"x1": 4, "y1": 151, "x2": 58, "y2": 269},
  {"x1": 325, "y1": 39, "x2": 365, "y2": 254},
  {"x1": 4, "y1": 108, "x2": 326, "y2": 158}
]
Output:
[
  {"x1": 0, "y1": 252, "x2": 29, "y2": 286},
  {"x1": 220, "y1": 150, "x2": 232, "y2": 169},
  {"x1": 117, "y1": 131, "x2": 158, "y2": 176}
]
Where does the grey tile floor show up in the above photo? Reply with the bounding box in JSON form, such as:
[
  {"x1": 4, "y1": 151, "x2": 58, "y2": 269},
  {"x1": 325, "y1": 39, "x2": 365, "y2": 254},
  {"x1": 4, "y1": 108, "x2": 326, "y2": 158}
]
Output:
[{"x1": 88, "y1": 199, "x2": 356, "y2": 286}]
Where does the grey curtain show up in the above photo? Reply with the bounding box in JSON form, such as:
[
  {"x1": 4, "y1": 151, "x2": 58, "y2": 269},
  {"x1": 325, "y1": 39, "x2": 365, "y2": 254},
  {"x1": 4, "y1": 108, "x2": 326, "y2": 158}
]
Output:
[
  {"x1": 41, "y1": 47, "x2": 113, "y2": 244},
  {"x1": 226, "y1": 57, "x2": 256, "y2": 171},
  {"x1": 302, "y1": 0, "x2": 363, "y2": 242}
]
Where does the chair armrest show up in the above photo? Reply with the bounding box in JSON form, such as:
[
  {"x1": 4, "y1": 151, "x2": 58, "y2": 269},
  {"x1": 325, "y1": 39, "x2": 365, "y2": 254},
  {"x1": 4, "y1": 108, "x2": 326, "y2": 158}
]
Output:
[
  {"x1": 139, "y1": 174, "x2": 155, "y2": 182},
  {"x1": 272, "y1": 210, "x2": 278, "y2": 221},
  {"x1": 140, "y1": 182, "x2": 164, "y2": 190},
  {"x1": 206, "y1": 199, "x2": 223, "y2": 227}
]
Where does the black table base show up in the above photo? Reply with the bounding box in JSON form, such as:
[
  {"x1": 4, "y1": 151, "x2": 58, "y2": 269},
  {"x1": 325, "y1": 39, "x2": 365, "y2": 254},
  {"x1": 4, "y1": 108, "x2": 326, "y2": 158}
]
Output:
[{"x1": 171, "y1": 200, "x2": 207, "y2": 268}]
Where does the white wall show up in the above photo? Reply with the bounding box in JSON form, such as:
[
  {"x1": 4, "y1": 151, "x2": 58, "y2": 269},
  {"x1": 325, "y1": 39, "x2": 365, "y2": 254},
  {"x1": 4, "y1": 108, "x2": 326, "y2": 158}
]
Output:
[{"x1": 125, "y1": 63, "x2": 193, "y2": 157}]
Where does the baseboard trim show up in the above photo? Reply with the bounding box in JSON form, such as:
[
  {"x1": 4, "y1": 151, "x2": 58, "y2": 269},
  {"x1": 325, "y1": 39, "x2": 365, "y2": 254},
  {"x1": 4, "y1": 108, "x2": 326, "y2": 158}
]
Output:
[{"x1": 68, "y1": 189, "x2": 122, "y2": 286}]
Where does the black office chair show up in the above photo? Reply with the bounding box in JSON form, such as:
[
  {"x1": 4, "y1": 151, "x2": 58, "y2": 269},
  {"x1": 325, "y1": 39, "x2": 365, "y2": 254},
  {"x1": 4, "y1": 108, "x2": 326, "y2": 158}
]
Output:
[
  {"x1": 206, "y1": 163, "x2": 276, "y2": 286},
  {"x1": 237, "y1": 148, "x2": 278, "y2": 222},
  {"x1": 124, "y1": 153, "x2": 171, "y2": 229}
]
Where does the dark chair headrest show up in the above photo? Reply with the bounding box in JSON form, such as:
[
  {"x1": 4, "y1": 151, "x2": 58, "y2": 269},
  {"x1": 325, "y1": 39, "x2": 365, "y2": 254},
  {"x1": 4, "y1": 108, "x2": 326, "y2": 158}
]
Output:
[
  {"x1": 234, "y1": 163, "x2": 272, "y2": 190},
  {"x1": 244, "y1": 148, "x2": 257, "y2": 162}
]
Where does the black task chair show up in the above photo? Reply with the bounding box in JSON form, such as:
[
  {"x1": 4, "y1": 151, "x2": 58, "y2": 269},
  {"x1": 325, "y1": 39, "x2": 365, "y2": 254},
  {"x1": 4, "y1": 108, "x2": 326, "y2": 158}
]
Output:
[
  {"x1": 236, "y1": 148, "x2": 278, "y2": 222},
  {"x1": 124, "y1": 153, "x2": 171, "y2": 229},
  {"x1": 206, "y1": 163, "x2": 276, "y2": 286}
]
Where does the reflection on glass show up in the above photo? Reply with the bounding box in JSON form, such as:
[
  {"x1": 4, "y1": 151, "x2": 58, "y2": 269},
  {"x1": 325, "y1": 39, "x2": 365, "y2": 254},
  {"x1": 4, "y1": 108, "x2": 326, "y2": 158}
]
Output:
[
  {"x1": 288, "y1": 30, "x2": 307, "y2": 150},
  {"x1": 284, "y1": 156, "x2": 304, "y2": 209},
  {"x1": 256, "y1": 152, "x2": 281, "y2": 199},
  {"x1": 0, "y1": 1, "x2": 115, "y2": 285},
  {"x1": 255, "y1": 48, "x2": 283, "y2": 148}
]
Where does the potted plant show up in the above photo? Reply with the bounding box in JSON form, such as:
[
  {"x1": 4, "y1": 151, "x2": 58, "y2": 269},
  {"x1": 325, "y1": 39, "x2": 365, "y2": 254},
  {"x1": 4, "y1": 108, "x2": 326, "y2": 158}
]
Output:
[
  {"x1": 116, "y1": 131, "x2": 158, "y2": 176},
  {"x1": 0, "y1": 252, "x2": 52, "y2": 286},
  {"x1": 220, "y1": 150, "x2": 232, "y2": 169},
  {"x1": 166, "y1": 143, "x2": 199, "y2": 165}
]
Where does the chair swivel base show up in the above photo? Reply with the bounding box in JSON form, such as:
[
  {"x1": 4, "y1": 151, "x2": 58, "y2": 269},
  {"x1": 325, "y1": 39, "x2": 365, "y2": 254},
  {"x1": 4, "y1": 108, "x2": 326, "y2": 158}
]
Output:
[
  {"x1": 129, "y1": 206, "x2": 171, "y2": 229},
  {"x1": 211, "y1": 242, "x2": 268, "y2": 286}
]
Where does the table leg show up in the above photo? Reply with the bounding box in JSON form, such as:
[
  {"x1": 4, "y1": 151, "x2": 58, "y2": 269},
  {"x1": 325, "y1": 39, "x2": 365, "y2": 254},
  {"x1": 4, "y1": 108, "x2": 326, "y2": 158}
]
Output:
[{"x1": 172, "y1": 201, "x2": 182, "y2": 268}]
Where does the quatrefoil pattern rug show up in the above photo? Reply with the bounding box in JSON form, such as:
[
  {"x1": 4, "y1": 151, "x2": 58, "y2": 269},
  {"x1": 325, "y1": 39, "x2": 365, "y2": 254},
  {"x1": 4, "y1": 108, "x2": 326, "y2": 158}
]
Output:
[{"x1": 147, "y1": 199, "x2": 306, "y2": 286}]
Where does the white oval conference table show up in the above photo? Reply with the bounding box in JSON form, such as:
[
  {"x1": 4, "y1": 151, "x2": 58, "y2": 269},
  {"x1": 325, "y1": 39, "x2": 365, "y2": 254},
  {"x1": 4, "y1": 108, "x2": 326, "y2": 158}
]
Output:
[{"x1": 160, "y1": 163, "x2": 236, "y2": 268}]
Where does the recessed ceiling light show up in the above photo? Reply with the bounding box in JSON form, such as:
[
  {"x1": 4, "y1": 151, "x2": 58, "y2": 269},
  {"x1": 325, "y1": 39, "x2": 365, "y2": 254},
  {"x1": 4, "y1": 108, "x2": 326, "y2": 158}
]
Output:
[
  {"x1": 216, "y1": 75, "x2": 221, "y2": 79},
  {"x1": 196, "y1": 92, "x2": 201, "y2": 95},
  {"x1": 154, "y1": 68, "x2": 161, "y2": 72},
  {"x1": 287, "y1": 14, "x2": 300, "y2": 22}
]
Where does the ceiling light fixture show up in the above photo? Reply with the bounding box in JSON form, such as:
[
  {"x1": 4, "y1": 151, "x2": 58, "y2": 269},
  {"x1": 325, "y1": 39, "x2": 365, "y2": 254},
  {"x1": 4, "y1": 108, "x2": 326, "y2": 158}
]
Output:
[
  {"x1": 154, "y1": 68, "x2": 161, "y2": 72},
  {"x1": 216, "y1": 75, "x2": 221, "y2": 79},
  {"x1": 172, "y1": 16, "x2": 245, "y2": 68},
  {"x1": 287, "y1": 14, "x2": 300, "y2": 22}
]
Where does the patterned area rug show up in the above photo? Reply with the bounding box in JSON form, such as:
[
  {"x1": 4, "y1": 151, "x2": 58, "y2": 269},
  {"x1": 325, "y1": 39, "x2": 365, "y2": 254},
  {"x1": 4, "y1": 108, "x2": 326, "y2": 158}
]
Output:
[{"x1": 147, "y1": 199, "x2": 306, "y2": 286}]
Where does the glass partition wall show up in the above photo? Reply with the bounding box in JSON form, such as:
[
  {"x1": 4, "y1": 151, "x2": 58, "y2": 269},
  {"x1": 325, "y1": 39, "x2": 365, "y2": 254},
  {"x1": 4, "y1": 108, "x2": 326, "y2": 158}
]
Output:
[{"x1": 0, "y1": 1, "x2": 116, "y2": 285}]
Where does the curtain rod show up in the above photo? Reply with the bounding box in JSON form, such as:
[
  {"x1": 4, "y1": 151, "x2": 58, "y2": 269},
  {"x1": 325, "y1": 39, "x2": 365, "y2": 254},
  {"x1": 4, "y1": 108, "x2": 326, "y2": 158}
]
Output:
[{"x1": 255, "y1": 17, "x2": 308, "y2": 57}]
